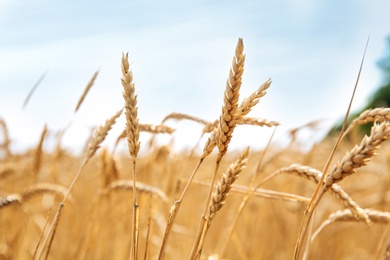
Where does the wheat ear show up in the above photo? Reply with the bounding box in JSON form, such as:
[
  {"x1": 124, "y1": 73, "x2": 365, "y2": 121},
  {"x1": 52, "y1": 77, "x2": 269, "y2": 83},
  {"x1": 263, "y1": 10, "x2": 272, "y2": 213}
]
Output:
[
  {"x1": 325, "y1": 122, "x2": 390, "y2": 189},
  {"x1": 99, "y1": 148, "x2": 119, "y2": 188},
  {"x1": 236, "y1": 79, "x2": 271, "y2": 118},
  {"x1": 121, "y1": 52, "x2": 141, "y2": 260},
  {"x1": 190, "y1": 179, "x2": 310, "y2": 203},
  {"x1": 312, "y1": 209, "x2": 390, "y2": 241},
  {"x1": 237, "y1": 117, "x2": 280, "y2": 128},
  {"x1": 22, "y1": 70, "x2": 48, "y2": 109},
  {"x1": 344, "y1": 107, "x2": 390, "y2": 136},
  {"x1": 274, "y1": 164, "x2": 369, "y2": 222},
  {"x1": 192, "y1": 148, "x2": 250, "y2": 259},
  {"x1": 161, "y1": 112, "x2": 210, "y2": 125},
  {"x1": 33, "y1": 124, "x2": 47, "y2": 179},
  {"x1": 101, "y1": 180, "x2": 169, "y2": 203},
  {"x1": 208, "y1": 147, "x2": 250, "y2": 222},
  {"x1": 21, "y1": 183, "x2": 69, "y2": 201},
  {"x1": 75, "y1": 70, "x2": 99, "y2": 112},
  {"x1": 0, "y1": 194, "x2": 22, "y2": 208}
]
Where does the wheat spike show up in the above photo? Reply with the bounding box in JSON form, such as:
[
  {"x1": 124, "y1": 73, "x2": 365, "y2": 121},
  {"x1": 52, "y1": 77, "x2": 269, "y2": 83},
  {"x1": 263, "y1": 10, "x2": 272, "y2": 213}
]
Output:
[
  {"x1": 33, "y1": 124, "x2": 47, "y2": 178},
  {"x1": 121, "y1": 52, "x2": 140, "y2": 159},
  {"x1": 101, "y1": 180, "x2": 169, "y2": 203},
  {"x1": 345, "y1": 107, "x2": 390, "y2": 136},
  {"x1": 274, "y1": 164, "x2": 369, "y2": 221},
  {"x1": 87, "y1": 109, "x2": 123, "y2": 159},
  {"x1": 161, "y1": 112, "x2": 209, "y2": 125},
  {"x1": 208, "y1": 147, "x2": 250, "y2": 222},
  {"x1": 216, "y1": 38, "x2": 245, "y2": 160},
  {"x1": 236, "y1": 79, "x2": 272, "y2": 118},
  {"x1": 325, "y1": 121, "x2": 390, "y2": 188},
  {"x1": 237, "y1": 117, "x2": 280, "y2": 128},
  {"x1": 21, "y1": 183, "x2": 69, "y2": 201},
  {"x1": 312, "y1": 208, "x2": 390, "y2": 241},
  {"x1": 75, "y1": 70, "x2": 99, "y2": 112}
]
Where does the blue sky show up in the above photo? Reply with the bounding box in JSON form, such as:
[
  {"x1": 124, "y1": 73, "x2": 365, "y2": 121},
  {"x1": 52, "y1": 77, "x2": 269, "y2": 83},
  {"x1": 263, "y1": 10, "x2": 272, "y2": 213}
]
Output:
[{"x1": 1, "y1": 1, "x2": 390, "y2": 155}]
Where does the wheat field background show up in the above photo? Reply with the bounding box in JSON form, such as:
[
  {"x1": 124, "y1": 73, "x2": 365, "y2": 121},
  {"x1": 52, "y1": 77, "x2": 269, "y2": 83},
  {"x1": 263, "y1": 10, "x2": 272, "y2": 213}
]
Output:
[{"x1": 2, "y1": 39, "x2": 390, "y2": 260}]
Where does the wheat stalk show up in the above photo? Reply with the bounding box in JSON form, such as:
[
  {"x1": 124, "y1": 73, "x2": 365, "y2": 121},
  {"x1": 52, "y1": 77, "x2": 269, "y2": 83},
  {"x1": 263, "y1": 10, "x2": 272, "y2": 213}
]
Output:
[
  {"x1": 75, "y1": 70, "x2": 99, "y2": 112},
  {"x1": 121, "y1": 52, "x2": 141, "y2": 260},
  {"x1": 294, "y1": 38, "x2": 370, "y2": 259},
  {"x1": 35, "y1": 109, "x2": 122, "y2": 260}
]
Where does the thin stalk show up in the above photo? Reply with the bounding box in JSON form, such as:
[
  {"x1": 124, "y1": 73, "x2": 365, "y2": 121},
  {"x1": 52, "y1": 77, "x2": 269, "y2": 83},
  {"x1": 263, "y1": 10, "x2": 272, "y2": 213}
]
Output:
[
  {"x1": 158, "y1": 159, "x2": 204, "y2": 260},
  {"x1": 189, "y1": 160, "x2": 221, "y2": 259},
  {"x1": 35, "y1": 158, "x2": 89, "y2": 259},
  {"x1": 293, "y1": 36, "x2": 369, "y2": 259}
]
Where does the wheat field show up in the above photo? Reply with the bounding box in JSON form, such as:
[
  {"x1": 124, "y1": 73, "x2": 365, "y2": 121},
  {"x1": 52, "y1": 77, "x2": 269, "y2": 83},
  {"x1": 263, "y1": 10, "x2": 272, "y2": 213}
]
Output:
[{"x1": 1, "y1": 38, "x2": 390, "y2": 260}]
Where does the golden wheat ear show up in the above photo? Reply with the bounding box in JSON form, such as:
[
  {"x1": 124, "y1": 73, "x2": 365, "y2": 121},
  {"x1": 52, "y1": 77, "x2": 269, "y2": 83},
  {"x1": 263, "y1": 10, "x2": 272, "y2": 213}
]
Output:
[{"x1": 75, "y1": 70, "x2": 99, "y2": 112}]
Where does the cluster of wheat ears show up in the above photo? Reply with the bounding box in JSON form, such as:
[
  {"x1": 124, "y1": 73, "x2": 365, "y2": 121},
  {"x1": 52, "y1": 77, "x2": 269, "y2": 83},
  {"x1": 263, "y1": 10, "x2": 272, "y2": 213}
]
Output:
[{"x1": 2, "y1": 38, "x2": 390, "y2": 259}]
